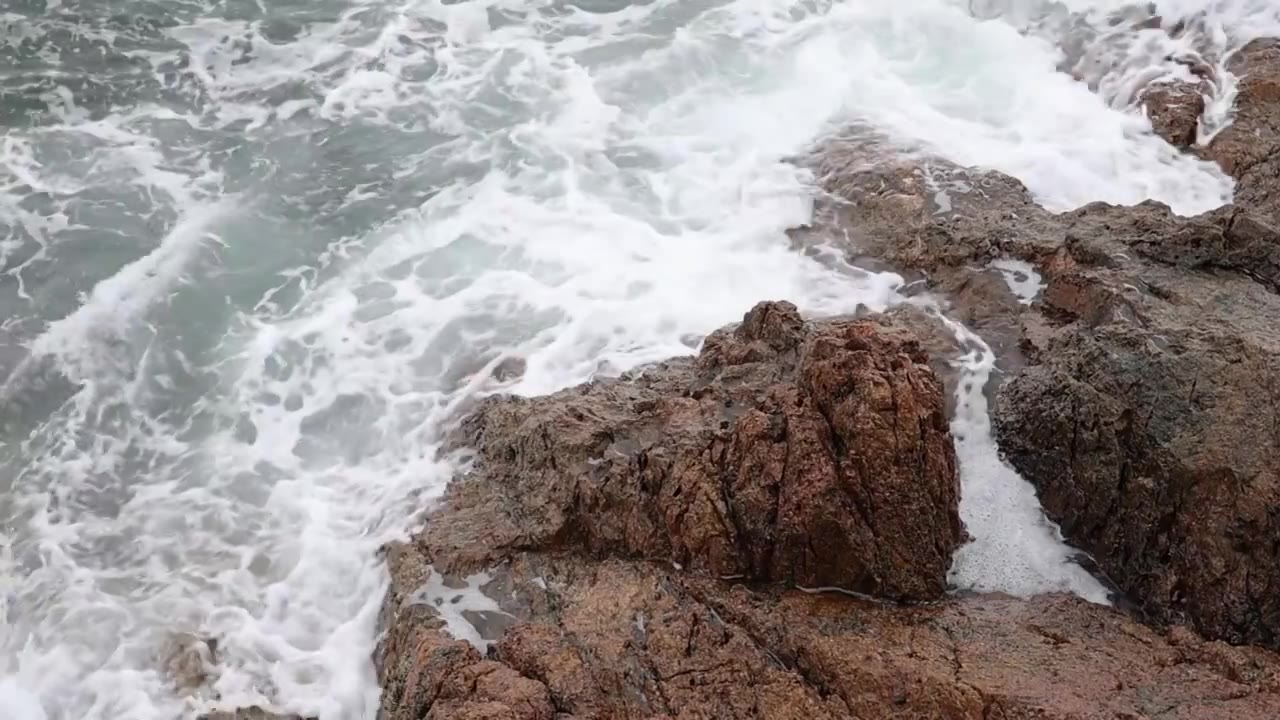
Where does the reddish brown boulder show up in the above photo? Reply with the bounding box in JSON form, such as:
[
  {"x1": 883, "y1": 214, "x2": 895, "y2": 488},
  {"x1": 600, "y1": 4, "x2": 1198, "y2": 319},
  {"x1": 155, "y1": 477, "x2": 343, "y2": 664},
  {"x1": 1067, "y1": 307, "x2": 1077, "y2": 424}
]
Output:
[
  {"x1": 413, "y1": 301, "x2": 962, "y2": 602},
  {"x1": 162, "y1": 633, "x2": 218, "y2": 695},
  {"x1": 174, "y1": 636, "x2": 315, "y2": 720},
  {"x1": 377, "y1": 549, "x2": 855, "y2": 720},
  {"x1": 378, "y1": 301, "x2": 966, "y2": 720}
]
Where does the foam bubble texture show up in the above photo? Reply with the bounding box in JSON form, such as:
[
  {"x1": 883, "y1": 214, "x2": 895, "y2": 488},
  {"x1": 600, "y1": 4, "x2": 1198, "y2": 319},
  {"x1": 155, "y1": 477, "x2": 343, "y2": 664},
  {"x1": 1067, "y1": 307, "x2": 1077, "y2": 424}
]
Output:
[
  {"x1": 991, "y1": 259, "x2": 1045, "y2": 305},
  {"x1": 934, "y1": 308, "x2": 1112, "y2": 603}
]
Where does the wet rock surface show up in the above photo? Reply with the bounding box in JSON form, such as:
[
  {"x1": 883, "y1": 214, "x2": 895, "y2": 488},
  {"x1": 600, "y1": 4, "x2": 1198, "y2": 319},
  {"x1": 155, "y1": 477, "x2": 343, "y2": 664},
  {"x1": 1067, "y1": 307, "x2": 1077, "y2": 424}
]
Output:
[
  {"x1": 377, "y1": 302, "x2": 969, "y2": 719},
  {"x1": 802, "y1": 96, "x2": 1280, "y2": 652},
  {"x1": 992, "y1": 203, "x2": 1280, "y2": 648},
  {"x1": 707, "y1": 585, "x2": 1280, "y2": 719},
  {"x1": 162, "y1": 634, "x2": 315, "y2": 720},
  {"x1": 376, "y1": 295, "x2": 1280, "y2": 718},
  {"x1": 1143, "y1": 79, "x2": 1206, "y2": 147},
  {"x1": 409, "y1": 301, "x2": 963, "y2": 602},
  {"x1": 379, "y1": 551, "x2": 1280, "y2": 720},
  {"x1": 1208, "y1": 39, "x2": 1280, "y2": 224}
]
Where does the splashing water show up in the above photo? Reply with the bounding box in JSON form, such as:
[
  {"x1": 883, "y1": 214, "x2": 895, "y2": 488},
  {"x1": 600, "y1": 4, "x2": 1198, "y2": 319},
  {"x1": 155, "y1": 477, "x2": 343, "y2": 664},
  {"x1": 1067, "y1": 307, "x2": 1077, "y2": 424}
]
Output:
[
  {"x1": 2, "y1": 0, "x2": 1279, "y2": 718},
  {"x1": 932, "y1": 307, "x2": 1111, "y2": 603}
]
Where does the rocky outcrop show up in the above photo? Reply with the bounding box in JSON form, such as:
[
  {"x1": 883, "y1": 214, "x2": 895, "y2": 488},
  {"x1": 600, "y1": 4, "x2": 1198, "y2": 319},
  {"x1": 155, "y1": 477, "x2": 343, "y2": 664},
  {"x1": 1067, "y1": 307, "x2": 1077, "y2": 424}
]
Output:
[
  {"x1": 707, "y1": 584, "x2": 1280, "y2": 720},
  {"x1": 1208, "y1": 39, "x2": 1280, "y2": 224},
  {"x1": 997, "y1": 37, "x2": 1280, "y2": 648},
  {"x1": 803, "y1": 126, "x2": 1280, "y2": 650},
  {"x1": 380, "y1": 551, "x2": 840, "y2": 720},
  {"x1": 412, "y1": 301, "x2": 963, "y2": 602},
  {"x1": 993, "y1": 203, "x2": 1280, "y2": 647},
  {"x1": 377, "y1": 303, "x2": 969, "y2": 719},
  {"x1": 378, "y1": 549, "x2": 1280, "y2": 720},
  {"x1": 379, "y1": 616, "x2": 556, "y2": 720},
  {"x1": 376, "y1": 293, "x2": 1280, "y2": 719}
]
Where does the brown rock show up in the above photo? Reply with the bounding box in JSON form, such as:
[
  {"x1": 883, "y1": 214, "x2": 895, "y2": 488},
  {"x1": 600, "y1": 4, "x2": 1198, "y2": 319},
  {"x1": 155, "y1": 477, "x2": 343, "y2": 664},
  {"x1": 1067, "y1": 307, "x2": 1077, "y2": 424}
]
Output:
[
  {"x1": 805, "y1": 128, "x2": 1280, "y2": 650},
  {"x1": 801, "y1": 133, "x2": 1040, "y2": 274},
  {"x1": 491, "y1": 356, "x2": 527, "y2": 383},
  {"x1": 377, "y1": 299, "x2": 964, "y2": 720},
  {"x1": 374, "y1": 233, "x2": 1280, "y2": 720},
  {"x1": 383, "y1": 555, "x2": 851, "y2": 720},
  {"x1": 989, "y1": 203, "x2": 1280, "y2": 648},
  {"x1": 408, "y1": 301, "x2": 962, "y2": 601},
  {"x1": 1142, "y1": 80, "x2": 1206, "y2": 148},
  {"x1": 798, "y1": 135, "x2": 1065, "y2": 403},
  {"x1": 375, "y1": 272, "x2": 1280, "y2": 720},
  {"x1": 376, "y1": 602, "x2": 554, "y2": 720},
  {"x1": 706, "y1": 585, "x2": 1280, "y2": 719},
  {"x1": 1207, "y1": 39, "x2": 1280, "y2": 223},
  {"x1": 380, "y1": 551, "x2": 1280, "y2": 720}
]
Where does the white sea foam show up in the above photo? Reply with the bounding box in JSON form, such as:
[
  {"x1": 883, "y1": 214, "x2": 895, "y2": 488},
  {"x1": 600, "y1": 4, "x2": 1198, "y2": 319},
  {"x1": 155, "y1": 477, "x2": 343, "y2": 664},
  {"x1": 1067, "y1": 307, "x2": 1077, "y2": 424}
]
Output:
[
  {"x1": 405, "y1": 570, "x2": 511, "y2": 652},
  {"x1": 0, "y1": 678, "x2": 47, "y2": 720},
  {"x1": 991, "y1": 258, "x2": 1046, "y2": 305},
  {"x1": 929, "y1": 306, "x2": 1112, "y2": 602},
  {"x1": 3, "y1": 0, "x2": 1278, "y2": 718},
  {"x1": 976, "y1": 0, "x2": 1280, "y2": 140}
]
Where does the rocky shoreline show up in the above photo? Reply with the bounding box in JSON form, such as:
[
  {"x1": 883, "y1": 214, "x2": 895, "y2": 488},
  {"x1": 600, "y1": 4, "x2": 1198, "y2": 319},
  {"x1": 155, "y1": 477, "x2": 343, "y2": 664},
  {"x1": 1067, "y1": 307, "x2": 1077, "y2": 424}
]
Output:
[{"x1": 196, "y1": 31, "x2": 1280, "y2": 720}]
